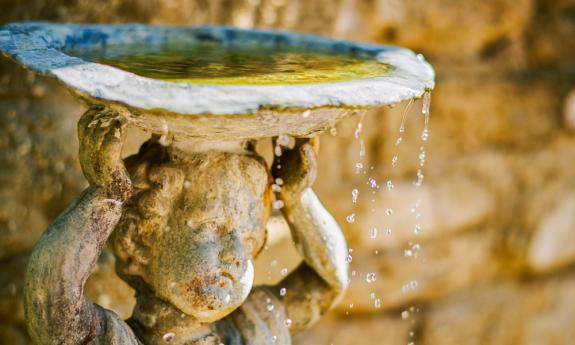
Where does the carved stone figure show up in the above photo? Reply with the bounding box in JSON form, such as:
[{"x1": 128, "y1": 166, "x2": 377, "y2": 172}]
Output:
[{"x1": 24, "y1": 107, "x2": 349, "y2": 345}]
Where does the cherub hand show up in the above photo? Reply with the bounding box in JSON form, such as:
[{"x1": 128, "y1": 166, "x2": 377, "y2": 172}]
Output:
[
  {"x1": 78, "y1": 107, "x2": 132, "y2": 202},
  {"x1": 272, "y1": 137, "x2": 319, "y2": 199}
]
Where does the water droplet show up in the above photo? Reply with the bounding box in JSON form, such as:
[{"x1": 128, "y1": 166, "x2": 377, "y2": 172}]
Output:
[
  {"x1": 366, "y1": 272, "x2": 376, "y2": 283},
  {"x1": 280, "y1": 288, "x2": 287, "y2": 296},
  {"x1": 280, "y1": 268, "x2": 288, "y2": 276},
  {"x1": 401, "y1": 310, "x2": 410, "y2": 320},
  {"x1": 422, "y1": 91, "x2": 431, "y2": 115},
  {"x1": 385, "y1": 208, "x2": 393, "y2": 216},
  {"x1": 285, "y1": 319, "x2": 292, "y2": 327},
  {"x1": 351, "y1": 189, "x2": 359, "y2": 203},
  {"x1": 330, "y1": 126, "x2": 338, "y2": 136},
  {"x1": 395, "y1": 137, "x2": 403, "y2": 146},
  {"x1": 346, "y1": 213, "x2": 356, "y2": 223},
  {"x1": 420, "y1": 128, "x2": 429, "y2": 141},
  {"x1": 273, "y1": 200, "x2": 284, "y2": 209},
  {"x1": 346, "y1": 253, "x2": 353, "y2": 263},
  {"x1": 274, "y1": 145, "x2": 283, "y2": 156},
  {"x1": 302, "y1": 110, "x2": 311, "y2": 118},
  {"x1": 271, "y1": 184, "x2": 282, "y2": 192},
  {"x1": 374, "y1": 298, "x2": 382, "y2": 309},
  {"x1": 414, "y1": 224, "x2": 421, "y2": 235},
  {"x1": 399, "y1": 98, "x2": 413, "y2": 133},
  {"x1": 368, "y1": 178, "x2": 378, "y2": 189},
  {"x1": 410, "y1": 280, "x2": 418, "y2": 289},
  {"x1": 272, "y1": 335, "x2": 277, "y2": 342},
  {"x1": 267, "y1": 304, "x2": 275, "y2": 311},
  {"x1": 386, "y1": 228, "x2": 392, "y2": 235},
  {"x1": 418, "y1": 149, "x2": 426, "y2": 167},
  {"x1": 277, "y1": 134, "x2": 291, "y2": 147},
  {"x1": 414, "y1": 169, "x2": 424, "y2": 187},
  {"x1": 404, "y1": 249, "x2": 413, "y2": 257},
  {"x1": 386, "y1": 180, "x2": 394, "y2": 191},
  {"x1": 275, "y1": 178, "x2": 284, "y2": 186},
  {"x1": 224, "y1": 294, "x2": 231, "y2": 304},
  {"x1": 391, "y1": 155, "x2": 399, "y2": 168},
  {"x1": 370, "y1": 227, "x2": 378, "y2": 239},
  {"x1": 163, "y1": 332, "x2": 175, "y2": 342},
  {"x1": 354, "y1": 122, "x2": 363, "y2": 139},
  {"x1": 355, "y1": 162, "x2": 363, "y2": 173}
]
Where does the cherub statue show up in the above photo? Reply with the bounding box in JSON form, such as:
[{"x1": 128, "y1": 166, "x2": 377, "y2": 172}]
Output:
[{"x1": 24, "y1": 106, "x2": 349, "y2": 345}]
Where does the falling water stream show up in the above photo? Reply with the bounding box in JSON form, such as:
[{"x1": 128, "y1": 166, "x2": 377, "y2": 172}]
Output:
[{"x1": 342, "y1": 92, "x2": 431, "y2": 345}]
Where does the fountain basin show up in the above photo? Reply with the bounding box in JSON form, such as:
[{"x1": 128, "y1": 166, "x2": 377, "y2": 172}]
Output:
[{"x1": 0, "y1": 22, "x2": 435, "y2": 140}]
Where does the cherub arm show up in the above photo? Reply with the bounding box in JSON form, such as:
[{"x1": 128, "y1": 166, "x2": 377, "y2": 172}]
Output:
[
  {"x1": 270, "y1": 138, "x2": 349, "y2": 335},
  {"x1": 24, "y1": 107, "x2": 136, "y2": 345}
]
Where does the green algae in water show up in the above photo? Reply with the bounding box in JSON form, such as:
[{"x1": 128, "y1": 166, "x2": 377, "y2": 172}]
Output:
[{"x1": 66, "y1": 42, "x2": 391, "y2": 85}]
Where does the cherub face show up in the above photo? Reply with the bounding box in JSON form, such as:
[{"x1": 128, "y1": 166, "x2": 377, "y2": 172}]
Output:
[
  {"x1": 116, "y1": 150, "x2": 271, "y2": 322},
  {"x1": 150, "y1": 212, "x2": 267, "y2": 322}
]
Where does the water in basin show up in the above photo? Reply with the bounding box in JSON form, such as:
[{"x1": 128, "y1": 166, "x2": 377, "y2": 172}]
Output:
[{"x1": 65, "y1": 42, "x2": 391, "y2": 85}]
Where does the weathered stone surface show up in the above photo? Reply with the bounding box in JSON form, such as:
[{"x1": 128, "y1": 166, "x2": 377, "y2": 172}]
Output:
[
  {"x1": 526, "y1": 193, "x2": 575, "y2": 273},
  {"x1": 0, "y1": 84, "x2": 86, "y2": 259},
  {"x1": 421, "y1": 273, "x2": 575, "y2": 345},
  {"x1": 337, "y1": 229, "x2": 499, "y2": 313},
  {"x1": 370, "y1": 0, "x2": 533, "y2": 67},
  {"x1": 0, "y1": 251, "x2": 135, "y2": 345},
  {"x1": 293, "y1": 313, "x2": 415, "y2": 345},
  {"x1": 525, "y1": 0, "x2": 575, "y2": 70},
  {"x1": 84, "y1": 249, "x2": 136, "y2": 320},
  {"x1": 0, "y1": 255, "x2": 27, "y2": 339},
  {"x1": 421, "y1": 76, "x2": 562, "y2": 155},
  {"x1": 564, "y1": 89, "x2": 575, "y2": 131}
]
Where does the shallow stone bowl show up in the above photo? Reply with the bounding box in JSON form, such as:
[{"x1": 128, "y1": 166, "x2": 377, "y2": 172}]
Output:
[{"x1": 0, "y1": 22, "x2": 435, "y2": 140}]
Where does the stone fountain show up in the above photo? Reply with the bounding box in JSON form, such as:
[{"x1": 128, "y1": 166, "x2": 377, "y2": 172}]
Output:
[{"x1": 0, "y1": 22, "x2": 434, "y2": 345}]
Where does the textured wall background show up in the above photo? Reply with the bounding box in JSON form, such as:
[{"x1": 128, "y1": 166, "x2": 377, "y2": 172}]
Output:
[{"x1": 1, "y1": 0, "x2": 574, "y2": 344}]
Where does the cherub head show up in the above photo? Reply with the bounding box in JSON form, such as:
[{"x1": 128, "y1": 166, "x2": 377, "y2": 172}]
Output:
[{"x1": 112, "y1": 141, "x2": 271, "y2": 322}]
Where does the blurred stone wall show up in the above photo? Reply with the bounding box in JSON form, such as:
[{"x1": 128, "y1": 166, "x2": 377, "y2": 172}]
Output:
[{"x1": 1, "y1": 0, "x2": 574, "y2": 344}]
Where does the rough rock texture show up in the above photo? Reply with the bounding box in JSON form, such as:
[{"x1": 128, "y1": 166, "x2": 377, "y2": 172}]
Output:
[{"x1": 0, "y1": 0, "x2": 574, "y2": 344}]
